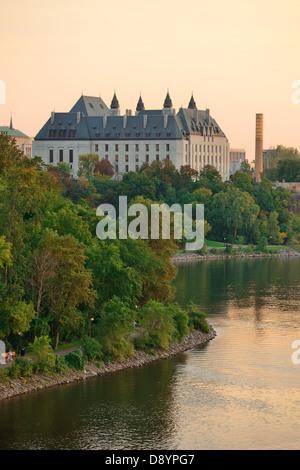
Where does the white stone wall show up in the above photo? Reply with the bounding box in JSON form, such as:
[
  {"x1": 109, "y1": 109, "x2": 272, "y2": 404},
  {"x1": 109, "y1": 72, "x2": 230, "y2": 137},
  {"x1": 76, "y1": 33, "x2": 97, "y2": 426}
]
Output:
[
  {"x1": 187, "y1": 134, "x2": 230, "y2": 181},
  {"x1": 33, "y1": 139, "x2": 187, "y2": 178},
  {"x1": 33, "y1": 135, "x2": 230, "y2": 180}
]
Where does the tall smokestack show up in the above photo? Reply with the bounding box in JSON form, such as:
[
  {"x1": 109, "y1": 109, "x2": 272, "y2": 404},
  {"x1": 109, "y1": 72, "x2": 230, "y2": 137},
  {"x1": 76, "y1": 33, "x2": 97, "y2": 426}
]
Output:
[{"x1": 255, "y1": 113, "x2": 263, "y2": 183}]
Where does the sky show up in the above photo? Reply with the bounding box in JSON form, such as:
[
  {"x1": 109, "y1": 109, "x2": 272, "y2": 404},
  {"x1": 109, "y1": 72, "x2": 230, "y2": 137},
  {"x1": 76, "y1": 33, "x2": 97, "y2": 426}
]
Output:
[{"x1": 1, "y1": 0, "x2": 300, "y2": 162}]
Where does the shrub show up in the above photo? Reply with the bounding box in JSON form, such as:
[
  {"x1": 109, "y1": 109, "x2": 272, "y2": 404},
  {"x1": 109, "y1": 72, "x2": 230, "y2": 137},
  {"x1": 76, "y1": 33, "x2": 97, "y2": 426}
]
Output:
[
  {"x1": 186, "y1": 302, "x2": 210, "y2": 334},
  {"x1": 137, "y1": 300, "x2": 176, "y2": 350},
  {"x1": 64, "y1": 350, "x2": 87, "y2": 370},
  {"x1": 197, "y1": 247, "x2": 208, "y2": 256},
  {"x1": 7, "y1": 361, "x2": 21, "y2": 379},
  {"x1": 100, "y1": 336, "x2": 134, "y2": 362},
  {"x1": 6, "y1": 358, "x2": 33, "y2": 379},
  {"x1": 29, "y1": 336, "x2": 56, "y2": 374},
  {"x1": 171, "y1": 304, "x2": 190, "y2": 340},
  {"x1": 54, "y1": 355, "x2": 69, "y2": 375},
  {"x1": 225, "y1": 244, "x2": 233, "y2": 254},
  {"x1": 255, "y1": 236, "x2": 268, "y2": 253},
  {"x1": 81, "y1": 337, "x2": 102, "y2": 361},
  {"x1": 15, "y1": 357, "x2": 33, "y2": 377}
]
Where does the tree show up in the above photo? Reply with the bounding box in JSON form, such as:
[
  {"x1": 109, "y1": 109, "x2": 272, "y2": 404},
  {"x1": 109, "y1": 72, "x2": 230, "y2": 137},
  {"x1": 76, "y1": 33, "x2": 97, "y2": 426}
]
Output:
[
  {"x1": 137, "y1": 300, "x2": 176, "y2": 350},
  {"x1": 239, "y1": 159, "x2": 254, "y2": 175},
  {"x1": 212, "y1": 186, "x2": 260, "y2": 241},
  {"x1": 40, "y1": 232, "x2": 96, "y2": 349},
  {"x1": 6, "y1": 299, "x2": 36, "y2": 336},
  {"x1": 0, "y1": 236, "x2": 12, "y2": 270},
  {"x1": 197, "y1": 165, "x2": 224, "y2": 194},
  {"x1": 29, "y1": 248, "x2": 58, "y2": 315},
  {"x1": 56, "y1": 162, "x2": 71, "y2": 180},
  {"x1": 0, "y1": 134, "x2": 24, "y2": 172},
  {"x1": 78, "y1": 153, "x2": 99, "y2": 178},
  {"x1": 232, "y1": 170, "x2": 254, "y2": 193},
  {"x1": 96, "y1": 296, "x2": 135, "y2": 360},
  {"x1": 94, "y1": 158, "x2": 114, "y2": 177},
  {"x1": 277, "y1": 159, "x2": 300, "y2": 182},
  {"x1": 264, "y1": 145, "x2": 300, "y2": 170}
]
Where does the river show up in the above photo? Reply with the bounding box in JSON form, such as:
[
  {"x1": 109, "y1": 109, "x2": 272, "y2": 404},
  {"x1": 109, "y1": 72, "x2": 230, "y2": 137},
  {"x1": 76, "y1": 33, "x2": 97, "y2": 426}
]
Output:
[{"x1": 0, "y1": 257, "x2": 299, "y2": 450}]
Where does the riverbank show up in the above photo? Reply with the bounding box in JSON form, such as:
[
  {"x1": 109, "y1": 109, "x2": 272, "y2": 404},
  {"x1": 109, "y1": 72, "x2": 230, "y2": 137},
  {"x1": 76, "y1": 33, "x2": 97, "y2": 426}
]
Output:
[
  {"x1": 172, "y1": 248, "x2": 300, "y2": 262},
  {"x1": 0, "y1": 327, "x2": 216, "y2": 401}
]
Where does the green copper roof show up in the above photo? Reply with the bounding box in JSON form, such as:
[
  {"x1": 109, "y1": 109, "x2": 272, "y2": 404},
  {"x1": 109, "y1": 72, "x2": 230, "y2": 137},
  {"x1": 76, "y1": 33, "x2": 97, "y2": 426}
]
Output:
[{"x1": 0, "y1": 126, "x2": 29, "y2": 138}]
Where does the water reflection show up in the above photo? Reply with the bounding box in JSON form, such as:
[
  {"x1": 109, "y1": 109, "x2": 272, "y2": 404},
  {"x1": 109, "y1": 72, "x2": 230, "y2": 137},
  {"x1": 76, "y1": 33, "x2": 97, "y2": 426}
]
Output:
[{"x1": 0, "y1": 257, "x2": 300, "y2": 450}]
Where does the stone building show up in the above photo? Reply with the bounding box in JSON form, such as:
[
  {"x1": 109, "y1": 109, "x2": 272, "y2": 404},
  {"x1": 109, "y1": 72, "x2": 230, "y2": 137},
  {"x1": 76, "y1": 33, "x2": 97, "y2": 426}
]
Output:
[
  {"x1": 229, "y1": 148, "x2": 246, "y2": 175},
  {"x1": 0, "y1": 117, "x2": 33, "y2": 157},
  {"x1": 33, "y1": 92, "x2": 230, "y2": 181}
]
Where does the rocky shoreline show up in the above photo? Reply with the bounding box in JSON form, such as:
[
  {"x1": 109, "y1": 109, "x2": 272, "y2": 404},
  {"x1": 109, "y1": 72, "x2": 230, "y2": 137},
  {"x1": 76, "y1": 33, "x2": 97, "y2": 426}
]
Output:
[
  {"x1": 172, "y1": 248, "x2": 300, "y2": 262},
  {"x1": 0, "y1": 327, "x2": 216, "y2": 401}
]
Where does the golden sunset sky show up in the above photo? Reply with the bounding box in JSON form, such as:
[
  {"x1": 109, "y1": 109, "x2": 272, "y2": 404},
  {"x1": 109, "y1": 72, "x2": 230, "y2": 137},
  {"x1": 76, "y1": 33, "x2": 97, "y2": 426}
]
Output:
[{"x1": 1, "y1": 0, "x2": 300, "y2": 161}]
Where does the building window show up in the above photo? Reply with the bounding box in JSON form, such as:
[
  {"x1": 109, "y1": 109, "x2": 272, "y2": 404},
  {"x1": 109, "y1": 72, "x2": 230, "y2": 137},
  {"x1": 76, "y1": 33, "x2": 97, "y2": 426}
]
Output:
[
  {"x1": 105, "y1": 155, "x2": 108, "y2": 160},
  {"x1": 125, "y1": 144, "x2": 129, "y2": 152},
  {"x1": 136, "y1": 156, "x2": 139, "y2": 162},
  {"x1": 166, "y1": 144, "x2": 170, "y2": 152},
  {"x1": 136, "y1": 164, "x2": 139, "y2": 171},
  {"x1": 49, "y1": 129, "x2": 56, "y2": 138},
  {"x1": 125, "y1": 165, "x2": 129, "y2": 172},
  {"x1": 145, "y1": 144, "x2": 149, "y2": 152},
  {"x1": 156, "y1": 144, "x2": 159, "y2": 152},
  {"x1": 166, "y1": 155, "x2": 170, "y2": 160},
  {"x1": 115, "y1": 144, "x2": 119, "y2": 152},
  {"x1": 146, "y1": 154, "x2": 149, "y2": 163},
  {"x1": 69, "y1": 129, "x2": 76, "y2": 138},
  {"x1": 106, "y1": 133, "x2": 110, "y2": 138},
  {"x1": 135, "y1": 144, "x2": 139, "y2": 152},
  {"x1": 156, "y1": 155, "x2": 159, "y2": 161},
  {"x1": 115, "y1": 155, "x2": 119, "y2": 162},
  {"x1": 115, "y1": 164, "x2": 119, "y2": 173},
  {"x1": 59, "y1": 129, "x2": 66, "y2": 138},
  {"x1": 49, "y1": 148, "x2": 54, "y2": 164},
  {"x1": 105, "y1": 144, "x2": 109, "y2": 152},
  {"x1": 125, "y1": 155, "x2": 129, "y2": 162},
  {"x1": 126, "y1": 133, "x2": 130, "y2": 137},
  {"x1": 59, "y1": 149, "x2": 63, "y2": 162},
  {"x1": 69, "y1": 149, "x2": 73, "y2": 163},
  {"x1": 95, "y1": 144, "x2": 99, "y2": 152}
]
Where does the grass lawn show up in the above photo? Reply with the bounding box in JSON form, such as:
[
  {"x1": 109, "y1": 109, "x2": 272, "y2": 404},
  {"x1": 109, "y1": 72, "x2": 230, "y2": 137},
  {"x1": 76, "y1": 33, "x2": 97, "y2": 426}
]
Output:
[{"x1": 205, "y1": 240, "x2": 226, "y2": 248}]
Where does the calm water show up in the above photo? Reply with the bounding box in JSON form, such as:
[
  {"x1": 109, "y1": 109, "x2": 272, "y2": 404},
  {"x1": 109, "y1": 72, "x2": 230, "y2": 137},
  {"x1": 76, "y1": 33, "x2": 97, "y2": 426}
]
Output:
[{"x1": 0, "y1": 257, "x2": 300, "y2": 450}]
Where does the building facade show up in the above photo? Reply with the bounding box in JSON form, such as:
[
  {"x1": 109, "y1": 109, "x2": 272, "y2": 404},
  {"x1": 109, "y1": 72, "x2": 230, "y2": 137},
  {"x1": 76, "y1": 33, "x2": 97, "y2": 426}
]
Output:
[
  {"x1": 0, "y1": 118, "x2": 33, "y2": 157},
  {"x1": 33, "y1": 93, "x2": 230, "y2": 181},
  {"x1": 229, "y1": 148, "x2": 246, "y2": 175}
]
